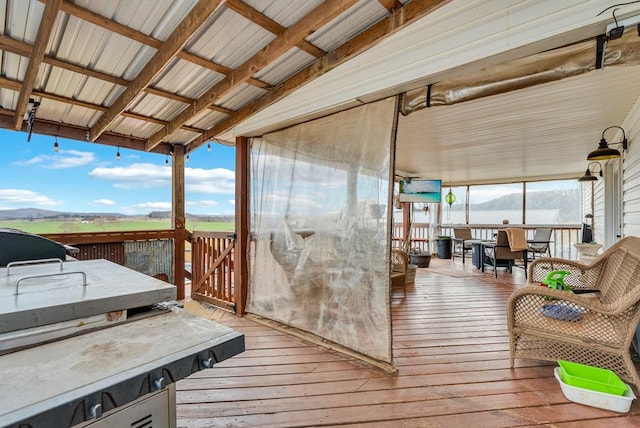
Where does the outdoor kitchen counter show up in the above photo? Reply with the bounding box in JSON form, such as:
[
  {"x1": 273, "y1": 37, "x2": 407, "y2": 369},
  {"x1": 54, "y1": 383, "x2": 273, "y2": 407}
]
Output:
[{"x1": 0, "y1": 308, "x2": 245, "y2": 427}]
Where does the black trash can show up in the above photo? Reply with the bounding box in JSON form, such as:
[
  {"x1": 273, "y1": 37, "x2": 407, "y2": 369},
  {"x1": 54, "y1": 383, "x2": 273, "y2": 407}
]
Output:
[{"x1": 436, "y1": 237, "x2": 452, "y2": 259}]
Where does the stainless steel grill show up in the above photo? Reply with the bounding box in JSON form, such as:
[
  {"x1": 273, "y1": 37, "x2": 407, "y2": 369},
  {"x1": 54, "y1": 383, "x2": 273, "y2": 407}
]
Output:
[{"x1": 0, "y1": 256, "x2": 244, "y2": 427}]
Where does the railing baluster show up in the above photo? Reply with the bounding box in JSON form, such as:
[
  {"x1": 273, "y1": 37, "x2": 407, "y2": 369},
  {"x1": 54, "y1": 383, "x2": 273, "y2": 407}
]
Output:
[{"x1": 395, "y1": 223, "x2": 581, "y2": 259}]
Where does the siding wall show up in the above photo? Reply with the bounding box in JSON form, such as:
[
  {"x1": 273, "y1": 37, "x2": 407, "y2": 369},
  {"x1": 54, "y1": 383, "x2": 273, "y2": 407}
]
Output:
[
  {"x1": 622, "y1": 95, "x2": 640, "y2": 238},
  {"x1": 588, "y1": 93, "x2": 640, "y2": 245}
]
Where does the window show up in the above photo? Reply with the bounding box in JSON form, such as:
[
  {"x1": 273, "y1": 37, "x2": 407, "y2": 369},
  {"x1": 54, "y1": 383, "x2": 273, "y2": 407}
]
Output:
[
  {"x1": 440, "y1": 186, "x2": 466, "y2": 225},
  {"x1": 468, "y1": 183, "x2": 522, "y2": 224},
  {"x1": 525, "y1": 180, "x2": 581, "y2": 224}
]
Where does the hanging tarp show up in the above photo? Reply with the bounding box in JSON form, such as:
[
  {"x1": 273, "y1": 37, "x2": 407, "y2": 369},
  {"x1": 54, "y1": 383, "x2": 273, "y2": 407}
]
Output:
[{"x1": 248, "y1": 97, "x2": 397, "y2": 366}]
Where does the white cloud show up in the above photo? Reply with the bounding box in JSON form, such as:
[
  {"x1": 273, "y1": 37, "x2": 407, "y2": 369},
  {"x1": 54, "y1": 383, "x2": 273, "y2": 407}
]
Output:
[
  {"x1": 89, "y1": 163, "x2": 171, "y2": 189},
  {"x1": 228, "y1": 200, "x2": 235, "y2": 206},
  {"x1": 191, "y1": 200, "x2": 219, "y2": 207},
  {"x1": 15, "y1": 149, "x2": 96, "y2": 169},
  {"x1": 91, "y1": 199, "x2": 116, "y2": 206},
  {"x1": 88, "y1": 163, "x2": 235, "y2": 194},
  {"x1": 0, "y1": 189, "x2": 62, "y2": 206},
  {"x1": 134, "y1": 201, "x2": 171, "y2": 210}
]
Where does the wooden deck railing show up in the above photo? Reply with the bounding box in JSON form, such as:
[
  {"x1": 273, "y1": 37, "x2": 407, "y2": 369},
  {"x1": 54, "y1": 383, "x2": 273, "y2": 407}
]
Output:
[
  {"x1": 393, "y1": 224, "x2": 582, "y2": 259},
  {"x1": 190, "y1": 231, "x2": 236, "y2": 312},
  {"x1": 43, "y1": 229, "x2": 178, "y2": 281},
  {"x1": 44, "y1": 229, "x2": 238, "y2": 312}
]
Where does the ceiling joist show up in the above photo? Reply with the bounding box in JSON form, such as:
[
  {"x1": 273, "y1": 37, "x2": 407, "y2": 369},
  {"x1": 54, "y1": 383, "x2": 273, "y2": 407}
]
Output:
[
  {"x1": 0, "y1": 76, "x2": 206, "y2": 136},
  {"x1": 0, "y1": 35, "x2": 237, "y2": 117},
  {"x1": 0, "y1": 0, "x2": 453, "y2": 154},
  {"x1": 191, "y1": 0, "x2": 453, "y2": 150},
  {"x1": 0, "y1": 110, "x2": 172, "y2": 154},
  {"x1": 225, "y1": 0, "x2": 326, "y2": 58},
  {"x1": 41, "y1": 0, "x2": 271, "y2": 89},
  {"x1": 146, "y1": 0, "x2": 359, "y2": 151},
  {"x1": 13, "y1": 0, "x2": 62, "y2": 129},
  {"x1": 89, "y1": 0, "x2": 226, "y2": 142}
]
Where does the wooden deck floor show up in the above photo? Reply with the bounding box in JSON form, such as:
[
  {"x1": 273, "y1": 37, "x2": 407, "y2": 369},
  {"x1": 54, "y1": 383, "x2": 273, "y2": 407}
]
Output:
[{"x1": 176, "y1": 258, "x2": 640, "y2": 427}]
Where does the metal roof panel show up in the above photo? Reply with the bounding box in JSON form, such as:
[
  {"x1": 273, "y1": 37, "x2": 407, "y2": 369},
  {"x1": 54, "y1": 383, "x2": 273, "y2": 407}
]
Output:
[
  {"x1": 186, "y1": 8, "x2": 275, "y2": 69},
  {"x1": 254, "y1": 47, "x2": 315, "y2": 85},
  {"x1": 242, "y1": 0, "x2": 324, "y2": 28},
  {"x1": 218, "y1": 84, "x2": 266, "y2": 111},
  {"x1": 153, "y1": 58, "x2": 225, "y2": 99},
  {"x1": 307, "y1": 0, "x2": 388, "y2": 51}
]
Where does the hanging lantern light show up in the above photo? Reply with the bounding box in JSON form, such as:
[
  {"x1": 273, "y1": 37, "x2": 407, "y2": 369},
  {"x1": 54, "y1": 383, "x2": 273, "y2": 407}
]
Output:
[
  {"x1": 444, "y1": 191, "x2": 456, "y2": 206},
  {"x1": 444, "y1": 186, "x2": 456, "y2": 220}
]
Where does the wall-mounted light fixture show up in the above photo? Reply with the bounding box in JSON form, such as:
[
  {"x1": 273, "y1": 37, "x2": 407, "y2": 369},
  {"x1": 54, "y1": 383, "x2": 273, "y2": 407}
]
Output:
[
  {"x1": 577, "y1": 162, "x2": 603, "y2": 182},
  {"x1": 587, "y1": 125, "x2": 628, "y2": 161}
]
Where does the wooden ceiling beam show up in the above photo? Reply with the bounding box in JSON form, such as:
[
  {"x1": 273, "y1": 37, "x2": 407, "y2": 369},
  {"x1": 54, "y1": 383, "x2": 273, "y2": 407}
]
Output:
[
  {"x1": 0, "y1": 111, "x2": 173, "y2": 154},
  {"x1": 13, "y1": 0, "x2": 62, "y2": 130},
  {"x1": 0, "y1": 36, "x2": 237, "y2": 122},
  {"x1": 147, "y1": 0, "x2": 358, "y2": 151},
  {"x1": 208, "y1": 104, "x2": 235, "y2": 116},
  {"x1": 377, "y1": 0, "x2": 404, "y2": 12},
  {"x1": 41, "y1": 0, "x2": 270, "y2": 89},
  {"x1": 225, "y1": 0, "x2": 325, "y2": 58},
  {"x1": 120, "y1": 112, "x2": 205, "y2": 134},
  {"x1": 175, "y1": 50, "x2": 270, "y2": 89},
  {"x1": 144, "y1": 86, "x2": 237, "y2": 115},
  {"x1": 0, "y1": 76, "x2": 204, "y2": 137},
  {"x1": 192, "y1": 0, "x2": 453, "y2": 149},
  {"x1": 0, "y1": 34, "x2": 129, "y2": 86},
  {"x1": 89, "y1": 0, "x2": 226, "y2": 142}
]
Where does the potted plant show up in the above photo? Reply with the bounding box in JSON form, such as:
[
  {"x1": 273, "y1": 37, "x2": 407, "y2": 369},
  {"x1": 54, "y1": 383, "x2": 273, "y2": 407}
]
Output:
[{"x1": 409, "y1": 247, "x2": 431, "y2": 268}]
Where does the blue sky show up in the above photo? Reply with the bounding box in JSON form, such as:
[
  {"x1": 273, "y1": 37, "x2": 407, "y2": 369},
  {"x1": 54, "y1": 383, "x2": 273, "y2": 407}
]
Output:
[{"x1": 1, "y1": 129, "x2": 236, "y2": 215}]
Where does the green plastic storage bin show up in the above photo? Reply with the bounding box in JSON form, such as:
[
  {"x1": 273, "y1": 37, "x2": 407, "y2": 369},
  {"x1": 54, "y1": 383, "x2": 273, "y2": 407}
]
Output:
[{"x1": 558, "y1": 360, "x2": 627, "y2": 396}]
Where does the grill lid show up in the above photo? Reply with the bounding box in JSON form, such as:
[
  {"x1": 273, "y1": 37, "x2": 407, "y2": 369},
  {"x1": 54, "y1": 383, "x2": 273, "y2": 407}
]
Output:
[{"x1": 0, "y1": 259, "x2": 176, "y2": 334}]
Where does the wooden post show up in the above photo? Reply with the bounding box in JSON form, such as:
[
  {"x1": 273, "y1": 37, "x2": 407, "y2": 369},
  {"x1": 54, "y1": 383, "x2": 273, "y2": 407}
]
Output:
[
  {"x1": 172, "y1": 145, "x2": 186, "y2": 300},
  {"x1": 235, "y1": 136, "x2": 249, "y2": 316}
]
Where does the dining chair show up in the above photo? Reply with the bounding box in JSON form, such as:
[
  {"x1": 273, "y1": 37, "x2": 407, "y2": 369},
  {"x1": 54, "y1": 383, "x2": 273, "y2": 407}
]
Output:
[
  {"x1": 482, "y1": 230, "x2": 527, "y2": 278},
  {"x1": 528, "y1": 228, "x2": 552, "y2": 259},
  {"x1": 452, "y1": 228, "x2": 473, "y2": 264}
]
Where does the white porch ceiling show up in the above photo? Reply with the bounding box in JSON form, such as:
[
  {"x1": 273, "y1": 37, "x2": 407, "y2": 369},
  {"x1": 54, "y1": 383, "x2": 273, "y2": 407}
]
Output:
[{"x1": 396, "y1": 64, "x2": 640, "y2": 185}]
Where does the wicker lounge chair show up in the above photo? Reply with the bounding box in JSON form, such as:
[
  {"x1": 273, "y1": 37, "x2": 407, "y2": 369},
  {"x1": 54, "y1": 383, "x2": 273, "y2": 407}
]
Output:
[
  {"x1": 391, "y1": 249, "x2": 408, "y2": 296},
  {"x1": 507, "y1": 236, "x2": 640, "y2": 388}
]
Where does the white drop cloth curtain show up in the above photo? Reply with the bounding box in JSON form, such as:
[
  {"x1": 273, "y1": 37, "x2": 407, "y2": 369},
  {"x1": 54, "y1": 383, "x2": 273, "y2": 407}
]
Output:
[{"x1": 247, "y1": 98, "x2": 397, "y2": 364}]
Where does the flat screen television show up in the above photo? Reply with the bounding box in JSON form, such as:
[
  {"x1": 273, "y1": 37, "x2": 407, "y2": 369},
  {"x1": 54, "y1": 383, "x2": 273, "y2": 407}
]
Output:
[{"x1": 399, "y1": 179, "x2": 442, "y2": 203}]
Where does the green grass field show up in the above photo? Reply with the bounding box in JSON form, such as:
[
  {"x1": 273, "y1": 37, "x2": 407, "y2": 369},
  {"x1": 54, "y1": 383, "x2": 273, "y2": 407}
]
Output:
[{"x1": 0, "y1": 219, "x2": 234, "y2": 234}]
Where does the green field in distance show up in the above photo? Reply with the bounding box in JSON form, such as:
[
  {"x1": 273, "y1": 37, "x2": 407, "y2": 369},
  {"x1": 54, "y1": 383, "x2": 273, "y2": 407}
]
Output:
[{"x1": 0, "y1": 219, "x2": 234, "y2": 234}]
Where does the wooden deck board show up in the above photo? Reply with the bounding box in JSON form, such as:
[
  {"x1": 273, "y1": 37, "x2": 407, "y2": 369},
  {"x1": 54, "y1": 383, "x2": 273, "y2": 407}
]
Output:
[{"x1": 177, "y1": 258, "x2": 640, "y2": 427}]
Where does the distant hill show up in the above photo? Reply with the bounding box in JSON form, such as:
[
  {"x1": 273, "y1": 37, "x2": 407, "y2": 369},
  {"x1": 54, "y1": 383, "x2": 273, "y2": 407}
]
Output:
[
  {"x1": 448, "y1": 189, "x2": 581, "y2": 223},
  {"x1": 0, "y1": 208, "x2": 64, "y2": 220},
  {"x1": 0, "y1": 208, "x2": 233, "y2": 223},
  {"x1": 473, "y1": 189, "x2": 580, "y2": 210},
  {"x1": 0, "y1": 208, "x2": 125, "y2": 220}
]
